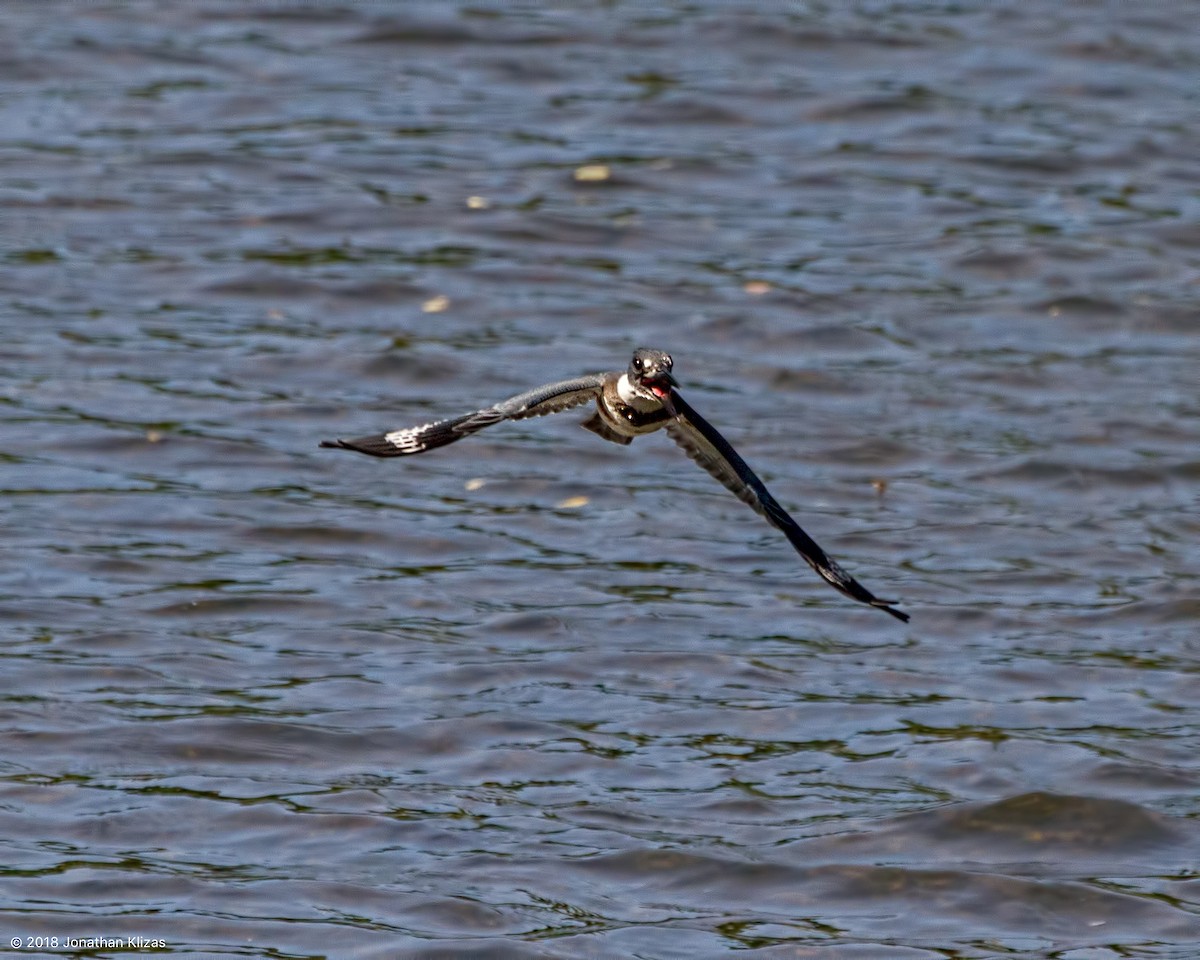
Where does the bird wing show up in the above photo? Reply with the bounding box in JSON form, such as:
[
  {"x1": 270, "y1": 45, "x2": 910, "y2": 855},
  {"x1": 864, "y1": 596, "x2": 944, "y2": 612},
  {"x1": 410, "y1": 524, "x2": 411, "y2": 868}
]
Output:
[
  {"x1": 320, "y1": 374, "x2": 607, "y2": 458},
  {"x1": 664, "y1": 390, "x2": 908, "y2": 622}
]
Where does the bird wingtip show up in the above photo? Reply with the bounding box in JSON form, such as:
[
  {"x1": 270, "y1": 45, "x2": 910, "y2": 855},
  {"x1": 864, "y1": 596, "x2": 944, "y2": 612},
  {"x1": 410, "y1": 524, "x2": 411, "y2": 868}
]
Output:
[{"x1": 875, "y1": 601, "x2": 910, "y2": 623}]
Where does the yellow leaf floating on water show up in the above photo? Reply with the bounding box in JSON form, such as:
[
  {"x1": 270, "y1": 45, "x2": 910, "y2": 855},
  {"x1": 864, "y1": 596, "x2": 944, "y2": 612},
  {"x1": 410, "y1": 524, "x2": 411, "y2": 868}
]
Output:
[
  {"x1": 573, "y1": 164, "x2": 610, "y2": 183},
  {"x1": 466, "y1": 195, "x2": 490, "y2": 210},
  {"x1": 422, "y1": 295, "x2": 450, "y2": 313},
  {"x1": 464, "y1": 478, "x2": 486, "y2": 492},
  {"x1": 556, "y1": 495, "x2": 589, "y2": 509}
]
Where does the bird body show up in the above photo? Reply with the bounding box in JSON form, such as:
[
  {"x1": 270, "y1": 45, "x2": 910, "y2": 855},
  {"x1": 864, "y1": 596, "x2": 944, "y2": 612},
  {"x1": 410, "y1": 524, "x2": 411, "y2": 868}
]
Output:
[
  {"x1": 581, "y1": 371, "x2": 675, "y2": 444},
  {"x1": 321, "y1": 348, "x2": 908, "y2": 622}
]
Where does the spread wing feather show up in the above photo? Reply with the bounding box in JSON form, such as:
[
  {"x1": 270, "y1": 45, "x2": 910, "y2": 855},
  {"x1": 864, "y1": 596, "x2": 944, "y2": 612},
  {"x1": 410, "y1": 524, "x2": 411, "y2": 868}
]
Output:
[
  {"x1": 665, "y1": 391, "x2": 908, "y2": 622},
  {"x1": 320, "y1": 374, "x2": 607, "y2": 458}
]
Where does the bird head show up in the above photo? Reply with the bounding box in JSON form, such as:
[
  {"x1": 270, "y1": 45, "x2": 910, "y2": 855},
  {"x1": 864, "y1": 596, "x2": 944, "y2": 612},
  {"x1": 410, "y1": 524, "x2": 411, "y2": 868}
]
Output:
[{"x1": 627, "y1": 348, "x2": 678, "y2": 405}]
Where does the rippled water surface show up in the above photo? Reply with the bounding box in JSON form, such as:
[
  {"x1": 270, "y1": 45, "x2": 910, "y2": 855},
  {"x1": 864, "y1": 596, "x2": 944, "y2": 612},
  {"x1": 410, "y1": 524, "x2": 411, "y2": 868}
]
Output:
[{"x1": 3, "y1": 2, "x2": 1200, "y2": 957}]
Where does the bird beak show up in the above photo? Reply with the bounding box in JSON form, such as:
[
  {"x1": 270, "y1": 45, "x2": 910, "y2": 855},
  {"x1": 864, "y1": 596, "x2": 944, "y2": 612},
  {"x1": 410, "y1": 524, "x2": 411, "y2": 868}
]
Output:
[
  {"x1": 646, "y1": 370, "x2": 679, "y2": 406},
  {"x1": 652, "y1": 370, "x2": 678, "y2": 392},
  {"x1": 655, "y1": 373, "x2": 679, "y2": 416}
]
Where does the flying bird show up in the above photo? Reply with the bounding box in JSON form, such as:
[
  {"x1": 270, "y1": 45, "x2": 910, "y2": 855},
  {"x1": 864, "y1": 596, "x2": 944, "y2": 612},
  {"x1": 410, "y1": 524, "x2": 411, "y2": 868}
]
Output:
[{"x1": 321, "y1": 348, "x2": 908, "y2": 622}]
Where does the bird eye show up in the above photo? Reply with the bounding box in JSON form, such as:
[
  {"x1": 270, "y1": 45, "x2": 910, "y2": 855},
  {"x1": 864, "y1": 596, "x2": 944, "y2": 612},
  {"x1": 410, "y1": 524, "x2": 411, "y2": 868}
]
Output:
[{"x1": 633, "y1": 357, "x2": 642, "y2": 369}]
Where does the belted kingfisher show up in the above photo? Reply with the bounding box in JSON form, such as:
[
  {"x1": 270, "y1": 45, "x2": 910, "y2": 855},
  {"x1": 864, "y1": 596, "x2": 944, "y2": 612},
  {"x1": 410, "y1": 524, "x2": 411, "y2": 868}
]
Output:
[{"x1": 321, "y1": 348, "x2": 908, "y2": 622}]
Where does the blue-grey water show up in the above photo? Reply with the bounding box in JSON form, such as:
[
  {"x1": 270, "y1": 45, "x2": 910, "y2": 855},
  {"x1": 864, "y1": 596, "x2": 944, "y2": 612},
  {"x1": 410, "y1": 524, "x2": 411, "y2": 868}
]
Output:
[{"x1": 2, "y1": 2, "x2": 1199, "y2": 958}]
